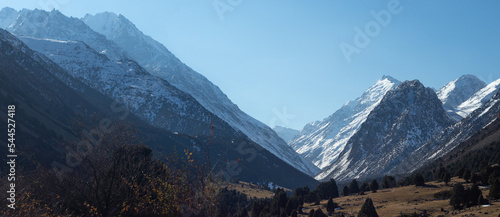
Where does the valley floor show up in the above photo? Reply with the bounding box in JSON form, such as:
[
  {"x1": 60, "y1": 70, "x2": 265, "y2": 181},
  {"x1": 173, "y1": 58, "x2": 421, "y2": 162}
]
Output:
[
  {"x1": 229, "y1": 177, "x2": 500, "y2": 216},
  {"x1": 302, "y1": 177, "x2": 499, "y2": 217}
]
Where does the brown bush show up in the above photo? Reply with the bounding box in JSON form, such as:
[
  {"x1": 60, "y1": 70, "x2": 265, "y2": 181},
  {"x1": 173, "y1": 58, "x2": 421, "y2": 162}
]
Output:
[{"x1": 0, "y1": 121, "x2": 220, "y2": 217}]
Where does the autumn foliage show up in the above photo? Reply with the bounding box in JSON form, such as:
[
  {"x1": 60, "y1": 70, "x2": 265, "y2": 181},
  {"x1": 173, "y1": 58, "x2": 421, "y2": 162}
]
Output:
[{"x1": 0, "y1": 121, "x2": 220, "y2": 216}]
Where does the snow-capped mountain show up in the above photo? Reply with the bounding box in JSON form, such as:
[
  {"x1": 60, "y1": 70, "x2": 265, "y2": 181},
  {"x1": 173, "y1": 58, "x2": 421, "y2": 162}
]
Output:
[
  {"x1": 391, "y1": 87, "x2": 500, "y2": 175},
  {"x1": 454, "y1": 78, "x2": 500, "y2": 118},
  {"x1": 316, "y1": 80, "x2": 456, "y2": 181},
  {"x1": 18, "y1": 36, "x2": 238, "y2": 137},
  {"x1": 0, "y1": 8, "x2": 127, "y2": 61},
  {"x1": 0, "y1": 7, "x2": 17, "y2": 29},
  {"x1": 81, "y1": 12, "x2": 319, "y2": 176},
  {"x1": 0, "y1": 28, "x2": 319, "y2": 189},
  {"x1": 289, "y1": 76, "x2": 400, "y2": 169},
  {"x1": 273, "y1": 126, "x2": 299, "y2": 143},
  {"x1": 436, "y1": 74, "x2": 486, "y2": 120}
]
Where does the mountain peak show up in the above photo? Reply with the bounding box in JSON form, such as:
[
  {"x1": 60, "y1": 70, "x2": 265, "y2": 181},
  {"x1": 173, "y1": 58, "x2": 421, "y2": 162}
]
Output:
[
  {"x1": 290, "y1": 76, "x2": 400, "y2": 169},
  {"x1": 0, "y1": 7, "x2": 19, "y2": 29},
  {"x1": 380, "y1": 75, "x2": 399, "y2": 82},
  {"x1": 404, "y1": 79, "x2": 423, "y2": 86},
  {"x1": 1, "y1": 8, "x2": 128, "y2": 60},
  {"x1": 437, "y1": 74, "x2": 488, "y2": 119},
  {"x1": 273, "y1": 126, "x2": 300, "y2": 143},
  {"x1": 0, "y1": 7, "x2": 16, "y2": 14},
  {"x1": 460, "y1": 74, "x2": 483, "y2": 80},
  {"x1": 455, "y1": 78, "x2": 500, "y2": 118},
  {"x1": 392, "y1": 80, "x2": 429, "y2": 93},
  {"x1": 317, "y1": 78, "x2": 455, "y2": 181},
  {"x1": 83, "y1": 12, "x2": 136, "y2": 33},
  {"x1": 81, "y1": 10, "x2": 320, "y2": 176},
  {"x1": 83, "y1": 11, "x2": 128, "y2": 24}
]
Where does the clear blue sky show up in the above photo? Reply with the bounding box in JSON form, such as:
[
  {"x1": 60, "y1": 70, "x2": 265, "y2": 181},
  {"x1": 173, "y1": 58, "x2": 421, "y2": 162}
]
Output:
[{"x1": 2, "y1": 1, "x2": 500, "y2": 130}]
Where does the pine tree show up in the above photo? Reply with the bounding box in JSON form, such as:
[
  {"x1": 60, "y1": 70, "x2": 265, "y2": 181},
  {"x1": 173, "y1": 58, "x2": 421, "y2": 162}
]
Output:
[
  {"x1": 471, "y1": 173, "x2": 481, "y2": 185},
  {"x1": 285, "y1": 199, "x2": 293, "y2": 216},
  {"x1": 488, "y1": 171, "x2": 500, "y2": 186},
  {"x1": 314, "y1": 194, "x2": 321, "y2": 205},
  {"x1": 235, "y1": 207, "x2": 249, "y2": 217},
  {"x1": 272, "y1": 189, "x2": 288, "y2": 210},
  {"x1": 251, "y1": 200, "x2": 265, "y2": 217},
  {"x1": 489, "y1": 179, "x2": 500, "y2": 199},
  {"x1": 291, "y1": 210, "x2": 298, "y2": 217},
  {"x1": 456, "y1": 167, "x2": 465, "y2": 178},
  {"x1": 467, "y1": 185, "x2": 481, "y2": 207},
  {"x1": 294, "y1": 186, "x2": 310, "y2": 198},
  {"x1": 308, "y1": 209, "x2": 315, "y2": 217},
  {"x1": 480, "y1": 160, "x2": 489, "y2": 171},
  {"x1": 312, "y1": 179, "x2": 339, "y2": 200},
  {"x1": 349, "y1": 179, "x2": 360, "y2": 194},
  {"x1": 397, "y1": 177, "x2": 413, "y2": 187},
  {"x1": 443, "y1": 172, "x2": 451, "y2": 186},
  {"x1": 382, "y1": 176, "x2": 396, "y2": 189},
  {"x1": 413, "y1": 173, "x2": 425, "y2": 186},
  {"x1": 258, "y1": 205, "x2": 271, "y2": 217},
  {"x1": 463, "y1": 168, "x2": 472, "y2": 182},
  {"x1": 360, "y1": 182, "x2": 370, "y2": 192},
  {"x1": 370, "y1": 180, "x2": 379, "y2": 193},
  {"x1": 478, "y1": 194, "x2": 486, "y2": 206},
  {"x1": 450, "y1": 183, "x2": 465, "y2": 210},
  {"x1": 341, "y1": 186, "x2": 350, "y2": 196},
  {"x1": 326, "y1": 197, "x2": 337, "y2": 215},
  {"x1": 438, "y1": 167, "x2": 447, "y2": 181},
  {"x1": 297, "y1": 205, "x2": 303, "y2": 214},
  {"x1": 357, "y1": 198, "x2": 379, "y2": 217},
  {"x1": 313, "y1": 208, "x2": 328, "y2": 217}
]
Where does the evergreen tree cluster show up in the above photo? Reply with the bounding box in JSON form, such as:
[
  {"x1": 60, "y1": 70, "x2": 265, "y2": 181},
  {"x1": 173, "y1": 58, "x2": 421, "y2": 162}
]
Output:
[
  {"x1": 312, "y1": 179, "x2": 340, "y2": 200},
  {"x1": 449, "y1": 183, "x2": 483, "y2": 210},
  {"x1": 249, "y1": 186, "x2": 323, "y2": 217},
  {"x1": 308, "y1": 208, "x2": 328, "y2": 217},
  {"x1": 216, "y1": 188, "x2": 250, "y2": 217},
  {"x1": 437, "y1": 167, "x2": 451, "y2": 185},
  {"x1": 382, "y1": 176, "x2": 397, "y2": 189},
  {"x1": 243, "y1": 178, "x2": 389, "y2": 217},
  {"x1": 247, "y1": 179, "x2": 342, "y2": 217},
  {"x1": 415, "y1": 126, "x2": 500, "y2": 183},
  {"x1": 250, "y1": 188, "x2": 291, "y2": 217},
  {"x1": 413, "y1": 173, "x2": 425, "y2": 186}
]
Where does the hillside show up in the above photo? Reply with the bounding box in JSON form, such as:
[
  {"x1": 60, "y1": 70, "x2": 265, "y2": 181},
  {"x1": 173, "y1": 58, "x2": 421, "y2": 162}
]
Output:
[
  {"x1": 0, "y1": 28, "x2": 319, "y2": 190},
  {"x1": 416, "y1": 117, "x2": 500, "y2": 181},
  {"x1": 318, "y1": 80, "x2": 455, "y2": 181}
]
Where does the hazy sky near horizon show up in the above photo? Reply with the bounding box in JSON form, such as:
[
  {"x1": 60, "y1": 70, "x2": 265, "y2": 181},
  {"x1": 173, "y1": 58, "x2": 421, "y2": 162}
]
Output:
[{"x1": 1, "y1": 0, "x2": 500, "y2": 130}]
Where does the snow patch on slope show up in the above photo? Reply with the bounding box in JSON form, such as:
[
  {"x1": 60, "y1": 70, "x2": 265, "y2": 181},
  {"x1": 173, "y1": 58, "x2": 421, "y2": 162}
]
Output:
[
  {"x1": 81, "y1": 12, "x2": 320, "y2": 176},
  {"x1": 455, "y1": 78, "x2": 500, "y2": 118},
  {"x1": 290, "y1": 76, "x2": 400, "y2": 169},
  {"x1": 317, "y1": 80, "x2": 455, "y2": 181}
]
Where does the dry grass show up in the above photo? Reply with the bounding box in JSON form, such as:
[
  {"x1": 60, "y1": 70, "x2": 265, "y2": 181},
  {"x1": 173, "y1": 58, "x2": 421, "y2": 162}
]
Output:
[
  {"x1": 300, "y1": 177, "x2": 500, "y2": 217},
  {"x1": 224, "y1": 178, "x2": 500, "y2": 216},
  {"x1": 224, "y1": 181, "x2": 277, "y2": 199}
]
